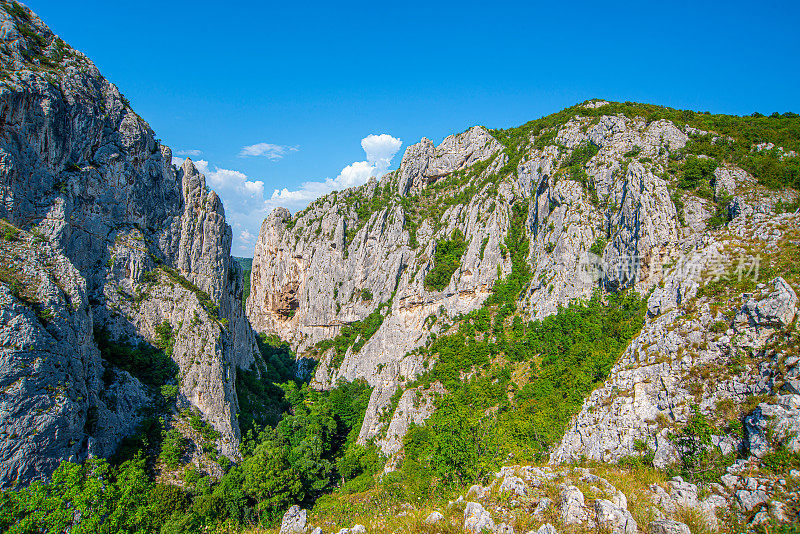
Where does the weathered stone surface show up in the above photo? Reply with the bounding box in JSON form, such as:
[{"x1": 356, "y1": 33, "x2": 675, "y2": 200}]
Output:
[
  {"x1": 378, "y1": 382, "x2": 445, "y2": 456},
  {"x1": 745, "y1": 402, "x2": 800, "y2": 457},
  {"x1": 735, "y1": 489, "x2": 769, "y2": 512},
  {"x1": 424, "y1": 511, "x2": 443, "y2": 525},
  {"x1": 0, "y1": 2, "x2": 259, "y2": 485},
  {"x1": 464, "y1": 501, "x2": 495, "y2": 533},
  {"x1": 499, "y1": 474, "x2": 527, "y2": 496},
  {"x1": 533, "y1": 498, "x2": 552, "y2": 517},
  {"x1": 713, "y1": 165, "x2": 755, "y2": 200},
  {"x1": 594, "y1": 499, "x2": 637, "y2": 534},
  {"x1": 736, "y1": 277, "x2": 798, "y2": 328},
  {"x1": 466, "y1": 484, "x2": 488, "y2": 500},
  {"x1": 280, "y1": 505, "x2": 309, "y2": 534},
  {"x1": 552, "y1": 240, "x2": 800, "y2": 468},
  {"x1": 648, "y1": 519, "x2": 691, "y2": 534},
  {"x1": 559, "y1": 485, "x2": 588, "y2": 525},
  {"x1": 534, "y1": 524, "x2": 557, "y2": 534},
  {"x1": 0, "y1": 230, "x2": 146, "y2": 486}
]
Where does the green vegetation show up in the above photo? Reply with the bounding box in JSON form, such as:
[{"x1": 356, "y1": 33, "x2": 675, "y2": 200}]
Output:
[
  {"x1": 399, "y1": 290, "x2": 645, "y2": 495},
  {"x1": 492, "y1": 100, "x2": 800, "y2": 191},
  {"x1": 589, "y1": 236, "x2": 606, "y2": 256},
  {"x1": 668, "y1": 406, "x2": 732, "y2": 483},
  {"x1": 1, "y1": 334, "x2": 377, "y2": 533},
  {"x1": 94, "y1": 328, "x2": 178, "y2": 389},
  {"x1": 160, "y1": 266, "x2": 221, "y2": 321},
  {"x1": 485, "y1": 201, "x2": 530, "y2": 306},
  {"x1": 424, "y1": 229, "x2": 468, "y2": 291},
  {"x1": 159, "y1": 429, "x2": 188, "y2": 469},
  {"x1": 313, "y1": 298, "x2": 392, "y2": 368},
  {"x1": 761, "y1": 446, "x2": 800, "y2": 473},
  {"x1": 671, "y1": 155, "x2": 732, "y2": 228},
  {"x1": 1, "y1": 224, "x2": 19, "y2": 241},
  {"x1": 677, "y1": 155, "x2": 718, "y2": 191},
  {"x1": 236, "y1": 335, "x2": 298, "y2": 434}
]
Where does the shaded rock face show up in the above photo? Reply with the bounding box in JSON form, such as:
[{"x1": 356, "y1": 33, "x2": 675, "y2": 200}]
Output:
[
  {"x1": 0, "y1": 230, "x2": 145, "y2": 485},
  {"x1": 0, "y1": 3, "x2": 258, "y2": 486},
  {"x1": 247, "y1": 103, "x2": 718, "y2": 449}
]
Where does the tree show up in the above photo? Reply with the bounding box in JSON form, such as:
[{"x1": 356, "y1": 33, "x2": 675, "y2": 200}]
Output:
[{"x1": 241, "y1": 438, "x2": 302, "y2": 523}]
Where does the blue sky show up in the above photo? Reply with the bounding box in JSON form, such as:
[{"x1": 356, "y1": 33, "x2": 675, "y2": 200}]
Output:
[{"x1": 27, "y1": 0, "x2": 799, "y2": 255}]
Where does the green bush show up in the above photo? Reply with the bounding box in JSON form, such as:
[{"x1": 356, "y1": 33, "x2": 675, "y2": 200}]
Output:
[
  {"x1": 159, "y1": 428, "x2": 188, "y2": 469},
  {"x1": 679, "y1": 156, "x2": 718, "y2": 190},
  {"x1": 1, "y1": 224, "x2": 19, "y2": 241},
  {"x1": 425, "y1": 229, "x2": 468, "y2": 291},
  {"x1": 95, "y1": 328, "x2": 178, "y2": 389},
  {"x1": 761, "y1": 446, "x2": 800, "y2": 473},
  {"x1": 670, "y1": 405, "x2": 730, "y2": 483},
  {"x1": 589, "y1": 236, "x2": 606, "y2": 256},
  {"x1": 485, "y1": 201, "x2": 530, "y2": 306}
]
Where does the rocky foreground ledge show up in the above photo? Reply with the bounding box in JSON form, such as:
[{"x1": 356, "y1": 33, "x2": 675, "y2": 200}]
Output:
[{"x1": 277, "y1": 461, "x2": 799, "y2": 534}]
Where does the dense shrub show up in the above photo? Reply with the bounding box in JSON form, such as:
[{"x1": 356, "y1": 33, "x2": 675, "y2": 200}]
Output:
[
  {"x1": 678, "y1": 156, "x2": 718, "y2": 190},
  {"x1": 159, "y1": 428, "x2": 188, "y2": 468},
  {"x1": 95, "y1": 328, "x2": 178, "y2": 389},
  {"x1": 425, "y1": 229, "x2": 468, "y2": 291}
]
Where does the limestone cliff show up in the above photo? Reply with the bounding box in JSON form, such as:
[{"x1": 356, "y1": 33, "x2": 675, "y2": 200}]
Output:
[
  {"x1": 552, "y1": 201, "x2": 800, "y2": 467},
  {"x1": 0, "y1": 1, "x2": 258, "y2": 487},
  {"x1": 247, "y1": 101, "x2": 741, "y2": 449}
]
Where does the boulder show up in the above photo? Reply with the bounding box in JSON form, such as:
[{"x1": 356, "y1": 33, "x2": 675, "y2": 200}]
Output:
[
  {"x1": 594, "y1": 499, "x2": 637, "y2": 534},
  {"x1": 737, "y1": 277, "x2": 798, "y2": 328},
  {"x1": 500, "y1": 475, "x2": 527, "y2": 496},
  {"x1": 735, "y1": 489, "x2": 769, "y2": 512},
  {"x1": 464, "y1": 502, "x2": 495, "y2": 534},
  {"x1": 533, "y1": 497, "x2": 552, "y2": 517},
  {"x1": 467, "y1": 484, "x2": 488, "y2": 500},
  {"x1": 559, "y1": 486, "x2": 588, "y2": 525},
  {"x1": 424, "y1": 512, "x2": 443, "y2": 525},
  {"x1": 648, "y1": 519, "x2": 691, "y2": 534},
  {"x1": 280, "y1": 506, "x2": 309, "y2": 534}
]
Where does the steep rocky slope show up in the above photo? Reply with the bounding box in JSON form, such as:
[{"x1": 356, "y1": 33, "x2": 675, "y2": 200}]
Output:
[
  {"x1": 248, "y1": 98, "x2": 800, "y2": 457},
  {"x1": 0, "y1": 1, "x2": 259, "y2": 486}
]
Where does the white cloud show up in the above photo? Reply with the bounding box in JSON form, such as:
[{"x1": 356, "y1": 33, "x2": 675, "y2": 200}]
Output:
[
  {"x1": 362, "y1": 134, "x2": 403, "y2": 173},
  {"x1": 239, "y1": 142, "x2": 298, "y2": 159},
  {"x1": 175, "y1": 134, "x2": 401, "y2": 256},
  {"x1": 264, "y1": 134, "x2": 402, "y2": 213},
  {"x1": 174, "y1": 149, "x2": 203, "y2": 156},
  {"x1": 240, "y1": 229, "x2": 254, "y2": 243}
]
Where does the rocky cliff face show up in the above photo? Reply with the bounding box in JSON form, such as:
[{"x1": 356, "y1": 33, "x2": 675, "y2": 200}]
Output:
[
  {"x1": 0, "y1": 2, "x2": 258, "y2": 486},
  {"x1": 551, "y1": 206, "x2": 800, "y2": 467},
  {"x1": 248, "y1": 101, "x2": 764, "y2": 449}
]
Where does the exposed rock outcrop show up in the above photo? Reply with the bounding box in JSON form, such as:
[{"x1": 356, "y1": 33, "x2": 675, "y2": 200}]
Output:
[
  {"x1": 247, "y1": 101, "x2": 744, "y2": 451},
  {"x1": 551, "y1": 210, "x2": 800, "y2": 467},
  {"x1": 0, "y1": 2, "x2": 259, "y2": 486}
]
